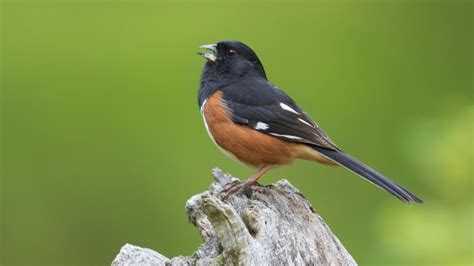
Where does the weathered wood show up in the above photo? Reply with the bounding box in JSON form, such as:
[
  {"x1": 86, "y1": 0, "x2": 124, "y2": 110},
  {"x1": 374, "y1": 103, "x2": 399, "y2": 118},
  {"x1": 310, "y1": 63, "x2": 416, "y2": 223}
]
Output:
[{"x1": 112, "y1": 168, "x2": 356, "y2": 265}]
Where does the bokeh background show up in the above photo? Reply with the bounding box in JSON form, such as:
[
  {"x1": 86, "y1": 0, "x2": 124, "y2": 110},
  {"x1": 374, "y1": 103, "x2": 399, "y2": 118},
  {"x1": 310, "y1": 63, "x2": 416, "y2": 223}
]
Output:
[{"x1": 1, "y1": 0, "x2": 472, "y2": 265}]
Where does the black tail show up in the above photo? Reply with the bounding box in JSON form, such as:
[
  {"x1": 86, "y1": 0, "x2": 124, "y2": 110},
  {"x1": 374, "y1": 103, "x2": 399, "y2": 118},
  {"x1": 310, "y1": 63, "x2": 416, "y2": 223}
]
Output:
[{"x1": 312, "y1": 146, "x2": 423, "y2": 204}]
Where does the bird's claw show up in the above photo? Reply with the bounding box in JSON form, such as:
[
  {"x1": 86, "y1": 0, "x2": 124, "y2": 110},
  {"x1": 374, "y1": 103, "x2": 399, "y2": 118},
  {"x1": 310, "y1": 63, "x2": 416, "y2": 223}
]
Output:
[{"x1": 221, "y1": 181, "x2": 255, "y2": 200}]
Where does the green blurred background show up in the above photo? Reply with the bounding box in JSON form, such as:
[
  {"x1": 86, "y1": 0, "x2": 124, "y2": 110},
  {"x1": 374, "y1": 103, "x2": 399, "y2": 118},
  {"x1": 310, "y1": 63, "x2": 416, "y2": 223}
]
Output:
[{"x1": 1, "y1": 0, "x2": 472, "y2": 265}]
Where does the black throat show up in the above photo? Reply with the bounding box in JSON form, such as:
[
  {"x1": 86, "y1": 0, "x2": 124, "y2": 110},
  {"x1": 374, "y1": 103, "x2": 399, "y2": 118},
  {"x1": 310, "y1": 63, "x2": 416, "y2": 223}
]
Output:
[{"x1": 198, "y1": 60, "x2": 266, "y2": 109}]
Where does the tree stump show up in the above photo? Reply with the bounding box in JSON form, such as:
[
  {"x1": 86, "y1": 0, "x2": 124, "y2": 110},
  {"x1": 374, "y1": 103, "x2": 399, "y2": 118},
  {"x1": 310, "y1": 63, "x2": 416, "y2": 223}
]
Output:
[{"x1": 112, "y1": 168, "x2": 356, "y2": 265}]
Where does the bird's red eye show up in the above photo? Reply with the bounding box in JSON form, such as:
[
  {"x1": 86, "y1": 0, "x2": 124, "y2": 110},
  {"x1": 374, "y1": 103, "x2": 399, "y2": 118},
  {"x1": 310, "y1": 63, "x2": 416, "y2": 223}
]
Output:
[{"x1": 227, "y1": 49, "x2": 236, "y2": 57}]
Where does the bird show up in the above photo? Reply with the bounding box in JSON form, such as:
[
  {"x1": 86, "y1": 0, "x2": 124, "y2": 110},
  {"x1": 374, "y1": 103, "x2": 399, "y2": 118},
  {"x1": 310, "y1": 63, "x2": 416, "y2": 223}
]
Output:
[{"x1": 197, "y1": 40, "x2": 422, "y2": 204}]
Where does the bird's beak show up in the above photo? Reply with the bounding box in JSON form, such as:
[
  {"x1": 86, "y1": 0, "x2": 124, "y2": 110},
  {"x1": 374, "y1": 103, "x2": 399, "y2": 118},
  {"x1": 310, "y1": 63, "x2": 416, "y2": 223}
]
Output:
[{"x1": 198, "y1": 44, "x2": 217, "y2": 62}]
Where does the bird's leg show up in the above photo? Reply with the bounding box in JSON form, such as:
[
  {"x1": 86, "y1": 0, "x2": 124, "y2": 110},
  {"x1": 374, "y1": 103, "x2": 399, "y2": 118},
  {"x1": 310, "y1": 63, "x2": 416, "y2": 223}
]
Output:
[
  {"x1": 223, "y1": 165, "x2": 271, "y2": 199},
  {"x1": 244, "y1": 165, "x2": 271, "y2": 188}
]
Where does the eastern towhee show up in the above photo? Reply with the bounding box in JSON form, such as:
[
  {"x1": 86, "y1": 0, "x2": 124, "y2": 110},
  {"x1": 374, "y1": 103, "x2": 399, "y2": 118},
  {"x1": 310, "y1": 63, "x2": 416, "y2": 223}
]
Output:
[{"x1": 197, "y1": 40, "x2": 422, "y2": 204}]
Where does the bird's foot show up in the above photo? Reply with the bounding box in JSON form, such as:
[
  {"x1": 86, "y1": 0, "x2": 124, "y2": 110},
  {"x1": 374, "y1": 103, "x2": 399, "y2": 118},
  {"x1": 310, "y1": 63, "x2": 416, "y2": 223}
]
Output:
[{"x1": 221, "y1": 180, "x2": 256, "y2": 200}]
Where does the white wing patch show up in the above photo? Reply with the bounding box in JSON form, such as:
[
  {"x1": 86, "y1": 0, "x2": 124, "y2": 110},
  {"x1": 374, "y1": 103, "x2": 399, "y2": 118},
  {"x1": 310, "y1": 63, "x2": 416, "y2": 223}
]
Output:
[
  {"x1": 298, "y1": 118, "x2": 314, "y2": 127},
  {"x1": 269, "y1": 133, "x2": 302, "y2": 140},
  {"x1": 279, "y1": 103, "x2": 300, "y2": 115},
  {"x1": 255, "y1": 122, "x2": 269, "y2": 130}
]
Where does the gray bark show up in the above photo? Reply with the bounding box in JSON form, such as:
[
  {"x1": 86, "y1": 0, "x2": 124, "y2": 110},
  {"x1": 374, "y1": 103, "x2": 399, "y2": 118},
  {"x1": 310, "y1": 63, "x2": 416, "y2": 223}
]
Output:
[{"x1": 112, "y1": 168, "x2": 356, "y2": 265}]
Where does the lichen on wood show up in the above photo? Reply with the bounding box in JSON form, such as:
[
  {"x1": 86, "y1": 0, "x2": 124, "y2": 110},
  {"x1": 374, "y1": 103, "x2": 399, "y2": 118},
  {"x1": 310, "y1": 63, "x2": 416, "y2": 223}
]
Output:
[{"x1": 112, "y1": 168, "x2": 356, "y2": 265}]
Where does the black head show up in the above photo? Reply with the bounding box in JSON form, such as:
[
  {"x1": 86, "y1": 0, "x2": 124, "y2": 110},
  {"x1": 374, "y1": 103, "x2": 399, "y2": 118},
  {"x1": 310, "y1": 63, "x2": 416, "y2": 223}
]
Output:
[{"x1": 198, "y1": 40, "x2": 267, "y2": 80}]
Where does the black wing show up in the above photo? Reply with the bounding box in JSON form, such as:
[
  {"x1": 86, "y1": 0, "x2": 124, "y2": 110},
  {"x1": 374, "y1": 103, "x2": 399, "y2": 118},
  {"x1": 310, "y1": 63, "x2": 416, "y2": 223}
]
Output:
[
  {"x1": 220, "y1": 79, "x2": 339, "y2": 150},
  {"x1": 221, "y1": 79, "x2": 423, "y2": 203}
]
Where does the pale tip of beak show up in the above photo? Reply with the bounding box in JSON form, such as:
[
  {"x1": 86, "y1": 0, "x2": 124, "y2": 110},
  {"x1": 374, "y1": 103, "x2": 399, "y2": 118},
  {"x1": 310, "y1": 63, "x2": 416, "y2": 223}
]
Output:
[
  {"x1": 197, "y1": 52, "x2": 217, "y2": 62},
  {"x1": 199, "y1": 44, "x2": 217, "y2": 53}
]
